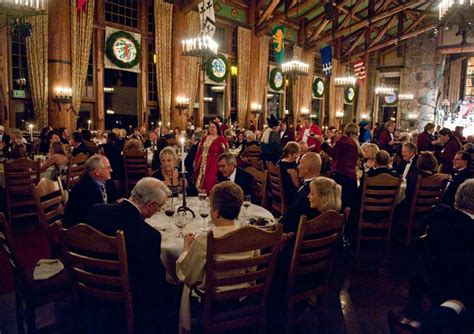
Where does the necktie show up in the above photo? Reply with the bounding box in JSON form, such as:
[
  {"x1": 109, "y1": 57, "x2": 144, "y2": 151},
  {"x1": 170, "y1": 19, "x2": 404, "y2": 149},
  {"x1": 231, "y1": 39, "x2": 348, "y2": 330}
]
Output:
[{"x1": 100, "y1": 183, "x2": 108, "y2": 204}]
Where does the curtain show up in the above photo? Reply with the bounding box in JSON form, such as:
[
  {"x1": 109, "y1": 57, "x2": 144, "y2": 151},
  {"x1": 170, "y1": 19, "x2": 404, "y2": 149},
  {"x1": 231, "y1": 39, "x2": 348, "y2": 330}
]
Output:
[
  {"x1": 237, "y1": 27, "x2": 251, "y2": 127},
  {"x1": 70, "y1": 0, "x2": 95, "y2": 128},
  {"x1": 182, "y1": 11, "x2": 200, "y2": 112},
  {"x1": 155, "y1": 0, "x2": 173, "y2": 126},
  {"x1": 253, "y1": 35, "x2": 270, "y2": 125},
  {"x1": 25, "y1": 11, "x2": 49, "y2": 128},
  {"x1": 448, "y1": 58, "x2": 462, "y2": 110}
]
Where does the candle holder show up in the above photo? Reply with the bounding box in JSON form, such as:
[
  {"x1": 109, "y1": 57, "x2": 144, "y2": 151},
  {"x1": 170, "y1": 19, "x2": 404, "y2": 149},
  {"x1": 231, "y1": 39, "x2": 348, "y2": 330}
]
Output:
[
  {"x1": 52, "y1": 86, "x2": 74, "y2": 112},
  {"x1": 176, "y1": 170, "x2": 195, "y2": 218},
  {"x1": 175, "y1": 97, "x2": 190, "y2": 115}
]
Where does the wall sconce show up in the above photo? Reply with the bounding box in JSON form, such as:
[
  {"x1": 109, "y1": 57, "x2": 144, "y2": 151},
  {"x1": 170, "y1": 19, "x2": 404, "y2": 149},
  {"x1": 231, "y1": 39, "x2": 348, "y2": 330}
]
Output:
[
  {"x1": 360, "y1": 113, "x2": 370, "y2": 120},
  {"x1": 300, "y1": 107, "x2": 310, "y2": 115},
  {"x1": 106, "y1": 109, "x2": 115, "y2": 115},
  {"x1": 335, "y1": 110, "x2": 345, "y2": 118},
  {"x1": 284, "y1": 109, "x2": 289, "y2": 115},
  {"x1": 250, "y1": 103, "x2": 262, "y2": 115},
  {"x1": 408, "y1": 111, "x2": 418, "y2": 120},
  {"x1": 231, "y1": 65, "x2": 238, "y2": 76},
  {"x1": 175, "y1": 96, "x2": 190, "y2": 114},
  {"x1": 52, "y1": 86, "x2": 73, "y2": 112},
  {"x1": 104, "y1": 87, "x2": 115, "y2": 93}
]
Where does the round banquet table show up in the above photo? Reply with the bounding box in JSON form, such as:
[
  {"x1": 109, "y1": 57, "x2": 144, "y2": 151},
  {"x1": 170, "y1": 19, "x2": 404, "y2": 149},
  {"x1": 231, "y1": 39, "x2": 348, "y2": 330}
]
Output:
[{"x1": 146, "y1": 196, "x2": 275, "y2": 282}]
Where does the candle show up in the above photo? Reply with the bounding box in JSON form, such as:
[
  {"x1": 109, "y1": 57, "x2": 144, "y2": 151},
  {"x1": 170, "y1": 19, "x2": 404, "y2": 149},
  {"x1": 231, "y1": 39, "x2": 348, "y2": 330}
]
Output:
[
  {"x1": 29, "y1": 124, "x2": 33, "y2": 142},
  {"x1": 180, "y1": 136, "x2": 185, "y2": 172},
  {"x1": 87, "y1": 119, "x2": 91, "y2": 130}
]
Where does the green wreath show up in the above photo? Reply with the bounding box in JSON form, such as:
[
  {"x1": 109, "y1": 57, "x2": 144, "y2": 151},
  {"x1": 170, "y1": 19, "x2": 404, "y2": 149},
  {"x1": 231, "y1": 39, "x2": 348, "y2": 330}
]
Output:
[
  {"x1": 344, "y1": 87, "x2": 355, "y2": 104},
  {"x1": 205, "y1": 54, "x2": 228, "y2": 83},
  {"x1": 312, "y1": 77, "x2": 325, "y2": 98},
  {"x1": 106, "y1": 31, "x2": 141, "y2": 69},
  {"x1": 269, "y1": 67, "x2": 284, "y2": 91}
]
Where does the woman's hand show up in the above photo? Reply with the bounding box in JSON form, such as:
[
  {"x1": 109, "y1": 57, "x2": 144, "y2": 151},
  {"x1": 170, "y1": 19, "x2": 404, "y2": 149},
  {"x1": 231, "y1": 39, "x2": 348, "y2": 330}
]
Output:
[{"x1": 183, "y1": 233, "x2": 195, "y2": 252}]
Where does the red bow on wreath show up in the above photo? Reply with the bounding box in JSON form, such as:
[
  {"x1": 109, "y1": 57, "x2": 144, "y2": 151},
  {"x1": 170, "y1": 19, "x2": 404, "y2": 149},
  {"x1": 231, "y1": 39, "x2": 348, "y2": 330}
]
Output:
[{"x1": 77, "y1": 0, "x2": 87, "y2": 15}]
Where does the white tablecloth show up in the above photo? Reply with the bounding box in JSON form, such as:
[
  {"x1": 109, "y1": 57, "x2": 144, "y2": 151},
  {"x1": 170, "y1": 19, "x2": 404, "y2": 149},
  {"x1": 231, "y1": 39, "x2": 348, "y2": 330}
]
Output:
[{"x1": 146, "y1": 196, "x2": 274, "y2": 282}]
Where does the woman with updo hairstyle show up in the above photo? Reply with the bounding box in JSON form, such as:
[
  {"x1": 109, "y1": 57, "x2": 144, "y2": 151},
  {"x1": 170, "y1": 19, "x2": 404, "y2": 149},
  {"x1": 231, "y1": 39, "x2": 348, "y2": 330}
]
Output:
[
  {"x1": 279, "y1": 141, "x2": 300, "y2": 204},
  {"x1": 123, "y1": 138, "x2": 143, "y2": 152},
  {"x1": 361, "y1": 143, "x2": 380, "y2": 171},
  {"x1": 152, "y1": 146, "x2": 180, "y2": 187},
  {"x1": 308, "y1": 176, "x2": 342, "y2": 213}
]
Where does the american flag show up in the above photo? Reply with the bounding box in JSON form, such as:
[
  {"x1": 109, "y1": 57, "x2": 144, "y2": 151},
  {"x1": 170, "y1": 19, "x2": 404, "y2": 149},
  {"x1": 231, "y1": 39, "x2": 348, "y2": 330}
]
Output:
[{"x1": 353, "y1": 59, "x2": 366, "y2": 82}]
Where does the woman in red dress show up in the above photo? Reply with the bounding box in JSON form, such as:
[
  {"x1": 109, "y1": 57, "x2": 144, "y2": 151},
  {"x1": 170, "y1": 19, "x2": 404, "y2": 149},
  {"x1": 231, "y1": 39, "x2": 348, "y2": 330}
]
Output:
[{"x1": 193, "y1": 121, "x2": 228, "y2": 193}]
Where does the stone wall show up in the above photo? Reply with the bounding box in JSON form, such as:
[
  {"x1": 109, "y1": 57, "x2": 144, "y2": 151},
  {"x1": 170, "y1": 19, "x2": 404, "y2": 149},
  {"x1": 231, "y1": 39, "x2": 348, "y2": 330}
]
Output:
[{"x1": 400, "y1": 33, "x2": 439, "y2": 130}]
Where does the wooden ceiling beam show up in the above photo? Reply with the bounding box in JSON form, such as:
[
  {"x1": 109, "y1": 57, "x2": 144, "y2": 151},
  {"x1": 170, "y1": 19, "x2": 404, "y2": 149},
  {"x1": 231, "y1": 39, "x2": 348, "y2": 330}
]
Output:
[
  {"x1": 369, "y1": 15, "x2": 398, "y2": 48},
  {"x1": 340, "y1": 0, "x2": 363, "y2": 28},
  {"x1": 180, "y1": 0, "x2": 202, "y2": 14},
  {"x1": 343, "y1": 29, "x2": 366, "y2": 58},
  {"x1": 256, "y1": 0, "x2": 281, "y2": 26},
  {"x1": 307, "y1": 19, "x2": 329, "y2": 43}
]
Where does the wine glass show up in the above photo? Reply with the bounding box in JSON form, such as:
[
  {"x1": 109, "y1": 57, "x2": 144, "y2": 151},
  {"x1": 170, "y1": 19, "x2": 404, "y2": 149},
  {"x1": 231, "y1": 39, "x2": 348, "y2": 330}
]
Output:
[
  {"x1": 243, "y1": 194, "x2": 252, "y2": 217},
  {"x1": 174, "y1": 212, "x2": 188, "y2": 237},
  {"x1": 199, "y1": 203, "x2": 210, "y2": 232},
  {"x1": 198, "y1": 189, "x2": 207, "y2": 202},
  {"x1": 163, "y1": 199, "x2": 175, "y2": 231}
]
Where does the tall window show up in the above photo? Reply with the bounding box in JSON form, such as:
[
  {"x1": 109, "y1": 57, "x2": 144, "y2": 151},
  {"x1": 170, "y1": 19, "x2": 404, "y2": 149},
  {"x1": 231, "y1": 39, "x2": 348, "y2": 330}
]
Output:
[
  {"x1": 11, "y1": 32, "x2": 28, "y2": 92},
  {"x1": 147, "y1": 0, "x2": 155, "y2": 34},
  {"x1": 105, "y1": 0, "x2": 139, "y2": 29},
  {"x1": 214, "y1": 26, "x2": 227, "y2": 53},
  {"x1": 84, "y1": 45, "x2": 94, "y2": 98},
  {"x1": 268, "y1": 41, "x2": 276, "y2": 63},
  {"x1": 465, "y1": 57, "x2": 474, "y2": 100},
  {"x1": 231, "y1": 28, "x2": 238, "y2": 55},
  {"x1": 147, "y1": 41, "x2": 157, "y2": 102}
]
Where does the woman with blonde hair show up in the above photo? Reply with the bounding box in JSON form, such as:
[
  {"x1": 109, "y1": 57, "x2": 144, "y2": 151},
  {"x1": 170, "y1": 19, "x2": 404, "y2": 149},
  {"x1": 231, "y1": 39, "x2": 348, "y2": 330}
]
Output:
[
  {"x1": 361, "y1": 142, "x2": 379, "y2": 171},
  {"x1": 308, "y1": 176, "x2": 342, "y2": 213},
  {"x1": 152, "y1": 146, "x2": 180, "y2": 187},
  {"x1": 123, "y1": 138, "x2": 143, "y2": 151},
  {"x1": 40, "y1": 141, "x2": 69, "y2": 180}
]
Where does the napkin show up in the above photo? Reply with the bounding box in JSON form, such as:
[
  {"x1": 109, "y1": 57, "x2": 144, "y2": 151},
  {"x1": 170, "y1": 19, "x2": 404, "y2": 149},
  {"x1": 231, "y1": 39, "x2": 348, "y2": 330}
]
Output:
[{"x1": 33, "y1": 259, "x2": 64, "y2": 280}]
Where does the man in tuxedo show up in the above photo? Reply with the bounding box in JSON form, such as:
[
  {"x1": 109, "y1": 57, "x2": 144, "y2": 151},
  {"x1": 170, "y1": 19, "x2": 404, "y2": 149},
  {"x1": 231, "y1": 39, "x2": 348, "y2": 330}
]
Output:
[
  {"x1": 70, "y1": 131, "x2": 94, "y2": 157},
  {"x1": 216, "y1": 152, "x2": 253, "y2": 195},
  {"x1": 279, "y1": 120, "x2": 295, "y2": 147},
  {"x1": 87, "y1": 178, "x2": 170, "y2": 333},
  {"x1": 99, "y1": 133, "x2": 124, "y2": 185},
  {"x1": 62, "y1": 154, "x2": 117, "y2": 228},
  {"x1": 0, "y1": 125, "x2": 10, "y2": 155},
  {"x1": 397, "y1": 142, "x2": 418, "y2": 180},
  {"x1": 366, "y1": 150, "x2": 398, "y2": 178},
  {"x1": 440, "y1": 151, "x2": 472, "y2": 207},
  {"x1": 279, "y1": 152, "x2": 322, "y2": 233}
]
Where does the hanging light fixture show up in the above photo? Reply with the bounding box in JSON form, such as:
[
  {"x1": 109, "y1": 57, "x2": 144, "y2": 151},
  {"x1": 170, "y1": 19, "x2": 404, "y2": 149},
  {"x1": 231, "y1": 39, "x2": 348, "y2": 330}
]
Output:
[
  {"x1": 281, "y1": 56, "x2": 309, "y2": 77},
  {"x1": 0, "y1": 0, "x2": 46, "y2": 18},
  {"x1": 438, "y1": 0, "x2": 474, "y2": 20},
  {"x1": 181, "y1": 34, "x2": 218, "y2": 58},
  {"x1": 375, "y1": 85, "x2": 395, "y2": 95},
  {"x1": 334, "y1": 70, "x2": 357, "y2": 87},
  {"x1": 398, "y1": 93, "x2": 414, "y2": 101}
]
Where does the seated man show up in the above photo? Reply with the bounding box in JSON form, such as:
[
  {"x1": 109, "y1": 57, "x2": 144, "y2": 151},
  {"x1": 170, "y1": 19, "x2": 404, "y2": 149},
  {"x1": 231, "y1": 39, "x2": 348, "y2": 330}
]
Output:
[
  {"x1": 62, "y1": 154, "x2": 117, "y2": 228},
  {"x1": 216, "y1": 152, "x2": 253, "y2": 195},
  {"x1": 70, "y1": 131, "x2": 94, "y2": 157},
  {"x1": 176, "y1": 181, "x2": 256, "y2": 333},
  {"x1": 439, "y1": 151, "x2": 472, "y2": 207},
  {"x1": 366, "y1": 150, "x2": 398, "y2": 177},
  {"x1": 87, "y1": 177, "x2": 171, "y2": 333}
]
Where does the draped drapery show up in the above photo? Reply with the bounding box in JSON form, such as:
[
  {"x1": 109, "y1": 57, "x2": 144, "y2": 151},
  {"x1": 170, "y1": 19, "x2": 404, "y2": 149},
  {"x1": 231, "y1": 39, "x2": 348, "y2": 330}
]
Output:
[
  {"x1": 25, "y1": 11, "x2": 49, "y2": 127},
  {"x1": 182, "y1": 11, "x2": 200, "y2": 113},
  {"x1": 154, "y1": 0, "x2": 173, "y2": 126},
  {"x1": 237, "y1": 27, "x2": 251, "y2": 127},
  {"x1": 448, "y1": 58, "x2": 462, "y2": 110},
  {"x1": 70, "y1": 0, "x2": 95, "y2": 128},
  {"x1": 252, "y1": 35, "x2": 270, "y2": 125}
]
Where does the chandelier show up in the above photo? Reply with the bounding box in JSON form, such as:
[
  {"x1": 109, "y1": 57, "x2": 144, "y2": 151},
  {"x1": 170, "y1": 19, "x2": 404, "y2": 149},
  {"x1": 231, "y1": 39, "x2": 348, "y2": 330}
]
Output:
[
  {"x1": 281, "y1": 56, "x2": 309, "y2": 77},
  {"x1": 0, "y1": 0, "x2": 46, "y2": 17},
  {"x1": 334, "y1": 71, "x2": 357, "y2": 87},
  {"x1": 181, "y1": 34, "x2": 218, "y2": 58},
  {"x1": 439, "y1": 0, "x2": 474, "y2": 19},
  {"x1": 398, "y1": 93, "x2": 414, "y2": 100},
  {"x1": 375, "y1": 84, "x2": 395, "y2": 96}
]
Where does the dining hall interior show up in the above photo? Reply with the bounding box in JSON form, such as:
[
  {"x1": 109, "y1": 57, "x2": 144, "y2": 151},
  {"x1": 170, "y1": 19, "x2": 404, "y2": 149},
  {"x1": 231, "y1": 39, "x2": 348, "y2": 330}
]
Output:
[{"x1": 0, "y1": 0, "x2": 473, "y2": 333}]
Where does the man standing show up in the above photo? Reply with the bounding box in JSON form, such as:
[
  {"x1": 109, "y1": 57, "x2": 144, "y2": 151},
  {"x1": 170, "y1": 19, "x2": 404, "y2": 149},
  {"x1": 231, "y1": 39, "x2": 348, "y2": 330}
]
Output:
[
  {"x1": 87, "y1": 177, "x2": 170, "y2": 333},
  {"x1": 440, "y1": 151, "x2": 472, "y2": 207},
  {"x1": 216, "y1": 152, "x2": 253, "y2": 195},
  {"x1": 280, "y1": 120, "x2": 295, "y2": 147},
  {"x1": 62, "y1": 154, "x2": 116, "y2": 228},
  {"x1": 296, "y1": 117, "x2": 322, "y2": 152}
]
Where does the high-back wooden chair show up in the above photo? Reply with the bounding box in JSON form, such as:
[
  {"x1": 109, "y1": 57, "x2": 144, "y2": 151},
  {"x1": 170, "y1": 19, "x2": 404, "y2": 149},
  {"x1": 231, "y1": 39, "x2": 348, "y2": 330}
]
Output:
[
  {"x1": 249, "y1": 157, "x2": 264, "y2": 171},
  {"x1": 244, "y1": 144, "x2": 261, "y2": 159},
  {"x1": 33, "y1": 178, "x2": 66, "y2": 252},
  {"x1": 123, "y1": 148, "x2": 148, "y2": 196},
  {"x1": 65, "y1": 153, "x2": 88, "y2": 191},
  {"x1": 267, "y1": 162, "x2": 286, "y2": 217},
  {"x1": 202, "y1": 224, "x2": 283, "y2": 334},
  {"x1": 244, "y1": 166, "x2": 268, "y2": 208},
  {"x1": 0, "y1": 213, "x2": 70, "y2": 334},
  {"x1": 4, "y1": 158, "x2": 41, "y2": 224},
  {"x1": 405, "y1": 175, "x2": 445, "y2": 247},
  {"x1": 58, "y1": 223, "x2": 134, "y2": 334},
  {"x1": 286, "y1": 211, "x2": 345, "y2": 332},
  {"x1": 357, "y1": 173, "x2": 401, "y2": 256}
]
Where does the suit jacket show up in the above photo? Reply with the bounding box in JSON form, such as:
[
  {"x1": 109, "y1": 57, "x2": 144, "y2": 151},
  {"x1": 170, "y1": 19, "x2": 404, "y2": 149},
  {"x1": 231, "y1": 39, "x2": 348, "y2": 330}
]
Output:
[
  {"x1": 378, "y1": 130, "x2": 394, "y2": 152},
  {"x1": 217, "y1": 168, "x2": 253, "y2": 195},
  {"x1": 442, "y1": 168, "x2": 472, "y2": 207},
  {"x1": 99, "y1": 142, "x2": 124, "y2": 181},
  {"x1": 62, "y1": 174, "x2": 117, "y2": 228},
  {"x1": 280, "y1": 127, "x2": 295, "y2": 147},
  {"x1": 366, "y1": 167, "x2": 398, "y2": 178},
  {"x1": 87, "y1": 201, "x2": 167, "y2": 330},
  {"x1": 396, "y1": 155, "x2": 418, "y2": 180},
  {"x1": 437, "y1": 138, "x2": 461, "y2": 174},
  {"x1": 71, "y1": 142, "x2": 94, "y2": 157},
  {"x1": 417, "y1": 131, "x2": 434, "y2": 152}
]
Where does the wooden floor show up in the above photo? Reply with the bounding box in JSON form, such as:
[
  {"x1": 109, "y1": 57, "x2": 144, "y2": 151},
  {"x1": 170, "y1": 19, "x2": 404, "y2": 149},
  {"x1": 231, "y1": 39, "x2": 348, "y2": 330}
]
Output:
[{"x1": 0, "y1": 245, "x2": 412, "y2": 334}]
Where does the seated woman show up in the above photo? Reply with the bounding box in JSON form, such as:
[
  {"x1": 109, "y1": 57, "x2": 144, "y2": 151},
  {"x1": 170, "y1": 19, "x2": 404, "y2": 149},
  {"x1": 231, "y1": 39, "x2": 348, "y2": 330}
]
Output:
[
  {"x1": 10, "y1": 143, "x2": 28, "y2": 160},
  {"x1": 279, "y1": 141, "x2": 300, "y2": 206},
  {"x1": 308, "y1": 176, "x2": 342, "y2": 214},
  {"x1": 361, "y1": 142, "x2": 379, "y2": 172},
  {"x1": 40, "y1": 142, "x2": 69, "y2": 180},
  {"x1": 176, "y1": 182, "x2": 256, "y2": 333},
  {"x1": 123, "y1": 138, "x2": 143, "y2": 152},
  {"x1": 151, "y1": 146, "x2": 180, "y2": 188}
]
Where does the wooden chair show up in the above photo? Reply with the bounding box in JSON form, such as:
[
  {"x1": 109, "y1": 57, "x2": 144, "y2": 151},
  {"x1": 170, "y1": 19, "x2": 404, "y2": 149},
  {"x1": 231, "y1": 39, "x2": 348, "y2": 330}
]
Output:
[
  {"x1": 249, "y1": 157, "x2": 264, "y2": 171},
  {"x1": 244, "y1": 166, "x2": 268, "y2": 208},
  {"x1": 65, "y1": 153, "x2": 88, "y2": 191},
  {"x1": 58, "y1": 222, "x2": 134, "y2": 334},
  {"x1": 33, "y1": 178, "x2": 67, "y2": 252},
  {"x1": 4, "y1": 158, "x2": 41, "y2": 223},
  {"x1": 405, "y1": 175, "x2": 445, "y2": 247},
  {"x1": 123, "y1": 148, "x2": 148, "y2": 196},
  {"x1": 470, "y1": 152, "x2": 474, "y2": 177},
  {"x1": 357, "y1": 173, "x2": 401, "y2": 257},
  {"x1": 267, "y1": 162, "x2": 286, "y2": 217},
  {"x1": 244, "y1": 144, "x2": 261, "y2": 159},
  {"x1": 201, "y1": 224, "x2": 283, "y2": 334},
  {"x1": 286, "y1": 211, "x2": 345, "y2": 333},
  {"x1": 0, "y1": 213, "x2": 70, "y2": 334}
]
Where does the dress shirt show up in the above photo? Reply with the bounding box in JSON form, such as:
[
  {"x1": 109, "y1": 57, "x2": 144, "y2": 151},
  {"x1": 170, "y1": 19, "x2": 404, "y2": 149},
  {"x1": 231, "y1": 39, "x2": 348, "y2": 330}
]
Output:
[
  {"x1": 298, "y1": 177, "x2": 315, "y2": 192},
  {"x1": 93, "y1": 178, "x2": 107, "y2": 204},
  {"x1": 228, "y1": 167, "x2": 237, "y2": 183},
  {"x1": 402, "y1": 156, "x2": 414, "y2": 180}
]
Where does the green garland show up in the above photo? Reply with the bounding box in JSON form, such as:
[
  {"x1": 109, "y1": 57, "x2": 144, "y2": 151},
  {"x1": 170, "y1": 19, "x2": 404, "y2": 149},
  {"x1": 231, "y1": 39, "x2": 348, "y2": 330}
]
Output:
[
  {"x1": 206, "y1": 54, "x2": 228, "y2": 83},
  {"x1": 312, "y1": 77, "x2": 325, "y2": 98},
  {"x1": 106, "y1": 31, "x2": 141, "y2": 69},
  {"x1": 269, "y1": 67, "x2": 283, "y2": 91},
  {"x1": 344, "y1": 87, "x2": 355, "y2": 104}
]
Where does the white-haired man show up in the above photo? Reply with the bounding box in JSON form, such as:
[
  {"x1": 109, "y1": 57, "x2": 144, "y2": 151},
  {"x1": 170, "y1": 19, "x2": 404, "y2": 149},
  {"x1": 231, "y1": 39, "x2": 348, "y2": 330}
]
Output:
[{"x1": 87, "y1": 177, "x2": 171, "y2": 333}]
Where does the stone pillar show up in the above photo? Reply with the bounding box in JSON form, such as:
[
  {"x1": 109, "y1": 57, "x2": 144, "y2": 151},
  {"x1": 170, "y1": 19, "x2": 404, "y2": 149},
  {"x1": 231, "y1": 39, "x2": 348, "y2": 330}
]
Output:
[
  {"x1": 48, "y1": 0, "x2": 73, "y2": 130},
  {"x1": 400, "y1": 33, "x2": 438, "y2": 130}
]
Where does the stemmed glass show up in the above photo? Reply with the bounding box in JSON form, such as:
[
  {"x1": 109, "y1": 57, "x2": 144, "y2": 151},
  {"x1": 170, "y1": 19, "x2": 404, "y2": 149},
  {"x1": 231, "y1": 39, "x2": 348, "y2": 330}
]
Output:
[
  {"x1": 163, "y1": 197, "x2": 175, "y2": 231},
  {"x1": 243, "y1": 194, "x2": 252, "y2": 217},
  {"x1": 198, "y1": 189, "x2": 207, "y2": 202},
  {"x1": 174, "y1": 212, "x2": 188, "y2": 237},
  {"x1": 199, "y1": 202, "x2": 211, "y2": 232}
]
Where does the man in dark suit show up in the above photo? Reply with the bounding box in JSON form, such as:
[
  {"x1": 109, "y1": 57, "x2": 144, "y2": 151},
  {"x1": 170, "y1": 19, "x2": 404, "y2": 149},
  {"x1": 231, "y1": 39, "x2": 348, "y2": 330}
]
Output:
[
  {"x1": 397, "y1": 142, "x2": 418, "y2": 180},
  {"x1": 62, "y1": 154, "x2": 117, "y2": 228},
  {"x1": 0, "y1": 125, "x2": 10, "y2": 155},
  {"x1": 279, "y1": 152, "x2": 322, "y2": 233},
  {"x1": 99, "y1": 132, "x2": 124, "y2": 184},
  {"x1": 87, "y1": 178, "x2": 170, "y2": 333},
  {"x1": 70, "y1": 131, "x2": 94, "y2": 157},
  {"x1": 216, "y1": 152, "x2": 253, "y2": 195},
  {"x1": 366, "y1": 150, "x2": 398, "y2": 178},
  {"x1": 279, "y1": 120, "x2": 295, "y2": 147},
  {"x1": 440, "y1": 151, "x2": 472, "y2": 207},
  {"x1": 57, "y1": 127, "x2": 69, "y2": 145}
]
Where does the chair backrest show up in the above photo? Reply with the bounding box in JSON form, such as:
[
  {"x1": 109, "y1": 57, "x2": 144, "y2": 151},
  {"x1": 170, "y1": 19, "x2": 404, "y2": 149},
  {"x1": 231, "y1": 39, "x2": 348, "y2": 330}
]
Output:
[
  {"x1": 58, "y1": 223, "x2": 134, "y2": 334},
  {"x1": 359, "y1": 173, "x2": 401, "y2": 223},
  {"x1": 287, "y1": 211, "x2": 345, "y2": 318},
  {"x1": 244, "y1": 166, "x2": 268, "y2": 207},
  {"x1": 470, "y1": 152, "x2": 474, "y2": 177},
  {"x1": 244, "y1": 145, "x2": 261, "y2": 159},
  {"x1": 203, "y1": 224, "x2": 283, "y2": 333},
  {"x1": 267, "y1": 162, "x2": 286, "y2": 216},
  {"x1": 249, "y1": 157, "x2": 263, "y2": 171},
  {"x1": 408, "y1": 175, "x2": 445, "y2": 222},
  {"x1": 65, "y1": 153, "x2": 88, "y2": 191},
  {"x1": 33, "y1": 178, "x2": 66, "y2": 250},
  {"x1": 123, "y1": 148, "x2": 148, "y2": 196}
]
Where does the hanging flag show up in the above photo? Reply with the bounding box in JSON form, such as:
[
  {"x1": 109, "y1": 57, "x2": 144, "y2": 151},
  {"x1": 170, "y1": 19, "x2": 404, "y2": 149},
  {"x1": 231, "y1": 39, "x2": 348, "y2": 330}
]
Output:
[
  {"x1": 198, "y1": 0, "x2": 216, "y2": 37},
  {"x1": 353, "y1": 58, "x2": 366, "y2": 82},
  {"x1": 271, "y1": 25, "x2": 285, "y2": 65},
  {"x1": 320, "y1": 45, "x2": 332, "y2": 77}
]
